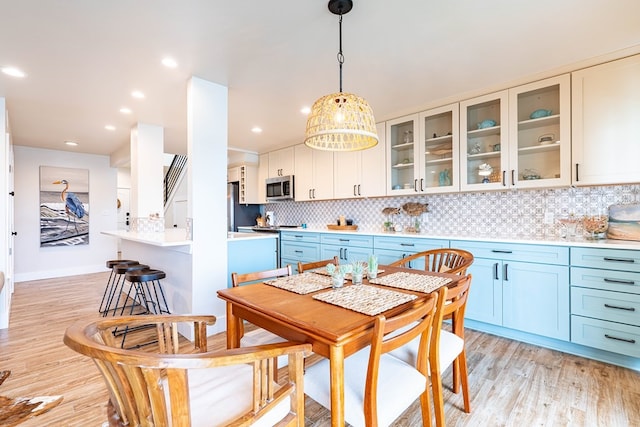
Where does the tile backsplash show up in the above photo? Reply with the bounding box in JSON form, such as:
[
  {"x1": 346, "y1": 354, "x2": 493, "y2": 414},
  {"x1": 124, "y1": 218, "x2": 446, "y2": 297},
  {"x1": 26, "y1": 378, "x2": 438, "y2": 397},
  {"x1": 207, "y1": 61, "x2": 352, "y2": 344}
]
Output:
[{"x1": 267, "y1": 184, "x2": 640, "y2": 239}]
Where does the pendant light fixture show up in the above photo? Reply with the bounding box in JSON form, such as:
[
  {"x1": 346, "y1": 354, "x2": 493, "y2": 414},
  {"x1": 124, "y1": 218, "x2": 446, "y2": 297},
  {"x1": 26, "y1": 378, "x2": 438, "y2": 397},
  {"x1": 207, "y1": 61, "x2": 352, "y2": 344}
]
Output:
[{"x1": 304, "y1": 0, "x2": 378, "y2": 151}]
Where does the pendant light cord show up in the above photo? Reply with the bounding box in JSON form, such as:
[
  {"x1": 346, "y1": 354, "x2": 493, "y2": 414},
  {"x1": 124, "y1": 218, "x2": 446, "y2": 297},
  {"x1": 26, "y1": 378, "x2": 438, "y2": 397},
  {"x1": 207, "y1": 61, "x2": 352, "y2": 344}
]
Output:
[{"x1": 337, "y1": 13, "x2": 344, "y2": 93}]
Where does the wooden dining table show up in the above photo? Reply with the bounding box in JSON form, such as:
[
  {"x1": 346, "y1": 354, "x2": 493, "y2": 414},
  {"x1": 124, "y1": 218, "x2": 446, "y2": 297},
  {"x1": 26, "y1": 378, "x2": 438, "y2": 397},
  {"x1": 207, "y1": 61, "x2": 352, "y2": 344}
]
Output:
[{"x1": 217, "y1": 265, "x2": 464, "y2": 427}]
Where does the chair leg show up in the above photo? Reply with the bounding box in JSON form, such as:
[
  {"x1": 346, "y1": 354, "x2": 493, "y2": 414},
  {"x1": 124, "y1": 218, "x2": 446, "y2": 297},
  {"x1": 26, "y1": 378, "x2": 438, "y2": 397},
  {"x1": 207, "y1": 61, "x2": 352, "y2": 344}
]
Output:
[
  {"x1": 431, "y1": 366, "x2": 446, "y2": 427},
  {"x1": 459, "y1": 349, "x2": 471, "y2": 413},
  {"x1": 419, "y1": 386, "x2": 433, "y2": 427}
]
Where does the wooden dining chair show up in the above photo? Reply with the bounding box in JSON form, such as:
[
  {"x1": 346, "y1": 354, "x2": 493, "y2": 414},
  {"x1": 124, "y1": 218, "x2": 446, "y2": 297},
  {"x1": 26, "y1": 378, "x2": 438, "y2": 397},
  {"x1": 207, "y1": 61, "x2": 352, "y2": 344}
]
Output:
[
  {"x1": 304, "y1": 291, "x2": 441, "y2": 427},
  {"x1": 63, "y1": 314, "x2": 310, "y2": 427},
  {"x1": 297, "y1": 256, "x2": 339, "y2": 273},
  {"x1": 390, "y1": 248, "x2": 474, "y2": 275},
  {"x1": 389, "y1": 274, "x2": 473, "y2": 427}
]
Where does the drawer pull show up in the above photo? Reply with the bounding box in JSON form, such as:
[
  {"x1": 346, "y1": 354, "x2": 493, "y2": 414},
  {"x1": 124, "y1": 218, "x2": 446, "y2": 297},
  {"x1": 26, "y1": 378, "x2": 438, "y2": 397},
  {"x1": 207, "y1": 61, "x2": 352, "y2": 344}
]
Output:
[
  {"x1": 339, "y1": 239, "x2": 350, "y2": 242},
  {"x1": 491, "y1": 250, "x2": 513, "y2": 254},
  {"x1": 294, "y1": 235, "x2": 303, "y2": 238},
  {"x1": 604, "y1": 303, "x2": 635, "y2": 312},
  {"x1": 604, "y1": 334, "x2": 636, "y2": 344},
  {"x1": 603, "y1": 257, "x2": 635, "y2": 264},
  {"x1": 604, "y1": 278, "x2": 636, "y2": 285},
  {"x1": 294, "y1": 250, "x2": 303, "y2": 254},
  {"x1": 400, "y1": 243, "x2": 415, "y2": 247}
]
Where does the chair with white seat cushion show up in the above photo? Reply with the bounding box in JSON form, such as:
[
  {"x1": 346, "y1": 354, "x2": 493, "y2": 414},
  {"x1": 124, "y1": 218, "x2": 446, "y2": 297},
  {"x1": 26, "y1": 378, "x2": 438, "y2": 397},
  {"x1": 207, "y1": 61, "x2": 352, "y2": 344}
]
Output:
[
  {"x1": 389, "y1": 274, "x2": 473, "y2": 427},
  {"x1": 304, "y1": 291, "x2": 440, "y2": 427},
  {"x1": 63, "y1": 314, "x2": 310, "y2": 427}
]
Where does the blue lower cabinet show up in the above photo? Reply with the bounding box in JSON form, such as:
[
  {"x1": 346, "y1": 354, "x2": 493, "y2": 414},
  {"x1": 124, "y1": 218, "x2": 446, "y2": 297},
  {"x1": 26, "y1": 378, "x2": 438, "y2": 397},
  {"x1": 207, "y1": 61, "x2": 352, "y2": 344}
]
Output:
[{"x1": 227, "y1": 237, "x2": 278, "y2": 287}]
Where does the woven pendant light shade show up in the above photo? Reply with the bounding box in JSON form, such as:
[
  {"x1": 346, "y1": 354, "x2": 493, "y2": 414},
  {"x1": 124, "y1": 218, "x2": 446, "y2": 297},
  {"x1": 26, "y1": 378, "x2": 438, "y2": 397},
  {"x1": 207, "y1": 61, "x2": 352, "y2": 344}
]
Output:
[{"x1": 304, "y1": 92, "x2": 378, "y2": 151}]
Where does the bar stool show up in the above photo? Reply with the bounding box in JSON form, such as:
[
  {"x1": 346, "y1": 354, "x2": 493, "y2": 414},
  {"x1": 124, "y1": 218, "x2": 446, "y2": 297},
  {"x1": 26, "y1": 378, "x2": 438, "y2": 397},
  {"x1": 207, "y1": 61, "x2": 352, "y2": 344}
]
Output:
[
  {"x1": 105, "y1": 263, "x2": 150, "y2": 317},
  {"x1": 124, "y1": 269, "x2": 170, "y2": 316},
  {"x1": 100, "y1": 260, "x2": 139, "y2": 314}
]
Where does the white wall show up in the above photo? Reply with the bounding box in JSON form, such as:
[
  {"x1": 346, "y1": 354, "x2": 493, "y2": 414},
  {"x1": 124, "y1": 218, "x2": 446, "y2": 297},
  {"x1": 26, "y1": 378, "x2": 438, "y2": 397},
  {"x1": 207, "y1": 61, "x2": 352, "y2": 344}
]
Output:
[{"x1": 14, "y1": 146, "x2": 118, "y2": 281}]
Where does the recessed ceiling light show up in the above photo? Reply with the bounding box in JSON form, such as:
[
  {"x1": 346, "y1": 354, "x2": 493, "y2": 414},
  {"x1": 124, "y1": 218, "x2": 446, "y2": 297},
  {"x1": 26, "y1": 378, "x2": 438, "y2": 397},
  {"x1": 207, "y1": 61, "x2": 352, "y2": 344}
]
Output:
[
  {"x1": 104, "y1": 125, "x2": 116, "y2": 131},
  {"x1": 65, "y1": 141, "x2": 78, "y2": 146},
  {"x1": 251, "y1": 127, "x2": 263, "y2": 133},
  {"x1": 119, "y1": 107, "x2": 132, "y2": 114},
  {"x1": 162, "y1": 57, "x2": 178, "y2": 68},
  {"x1": 131, "y1": 90, "x2": 145, "y2": 99},
  {"x1": 1, "y1": 66, "x2": 26, "y2": 78},
  {"x1": 301, "y1": 106, "x2": 311, "y2": 115}
]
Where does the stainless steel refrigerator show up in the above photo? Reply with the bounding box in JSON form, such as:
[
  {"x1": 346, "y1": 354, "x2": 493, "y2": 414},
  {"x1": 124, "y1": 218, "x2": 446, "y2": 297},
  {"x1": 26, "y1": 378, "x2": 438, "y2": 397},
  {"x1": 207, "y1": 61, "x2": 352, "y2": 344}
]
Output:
[{"x1": 227, "y1": 182, "x2": 261, "y2": 232}]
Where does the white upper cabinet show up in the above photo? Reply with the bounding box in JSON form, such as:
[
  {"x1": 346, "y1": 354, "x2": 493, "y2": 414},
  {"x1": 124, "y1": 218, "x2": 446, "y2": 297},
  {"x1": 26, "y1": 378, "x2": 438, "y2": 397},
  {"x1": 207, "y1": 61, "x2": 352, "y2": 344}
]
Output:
[
  {"x1": 572, "y1": 54, "x2": 640, "y2": 186},
  {"x1": 460, "y1": 75, "x2": 570, "y2": 191},
  {"x1": 294, "y1": 144, "x2": 333, "y2": 201},
  {"x1": 386, "y1": 114, "x2": 420, "y2": 195},
  {"x1": 419, "y1": 104, "x2": 460, "y2": 193},
  {"x1": 267, "y1": 146, "x2": 295, "y2": 178},
  {"x1": 508, "y1": 74, "x2": 571, "y2": 188},
  {"x1": 460, "y1": 90, "x2": 509, "y2": 191},
  {"x1": 334, "y1": 122, "x2": 386, "y2": 199}
]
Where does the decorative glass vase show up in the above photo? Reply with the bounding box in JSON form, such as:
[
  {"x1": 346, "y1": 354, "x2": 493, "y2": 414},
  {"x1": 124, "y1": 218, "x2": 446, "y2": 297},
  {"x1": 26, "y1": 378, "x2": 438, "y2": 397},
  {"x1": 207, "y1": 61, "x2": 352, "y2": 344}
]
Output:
[{"x1": 332, "y1": 274, "x2": 344, "y2": 289}]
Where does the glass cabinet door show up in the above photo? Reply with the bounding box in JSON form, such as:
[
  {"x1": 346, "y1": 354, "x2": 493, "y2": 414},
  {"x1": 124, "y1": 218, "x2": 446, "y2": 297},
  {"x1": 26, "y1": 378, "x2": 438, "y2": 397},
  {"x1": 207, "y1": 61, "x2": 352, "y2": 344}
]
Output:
[
  {"x1": 509, "y1": 74, "x2": 571, "y2": 188},
  {"x1": 419, "y1": 103, "x2": 459, "y2": 193},
  {"x1": 386, "y1": 114, "x2": 419, "y2": 194},
  {"x1": 460, "y1": 90, "x2": 509, "y2": 191}
]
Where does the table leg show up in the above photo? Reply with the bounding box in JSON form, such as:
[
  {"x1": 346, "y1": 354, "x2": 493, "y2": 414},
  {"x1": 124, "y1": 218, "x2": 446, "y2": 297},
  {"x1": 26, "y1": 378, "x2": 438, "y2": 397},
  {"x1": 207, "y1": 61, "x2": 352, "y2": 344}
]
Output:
[
  {"x1": 226, "y1": 301, "x2": 240, "y2": 349},
  {"x1": 329, "y1": 345, "x2": 345, "y2": 427}
]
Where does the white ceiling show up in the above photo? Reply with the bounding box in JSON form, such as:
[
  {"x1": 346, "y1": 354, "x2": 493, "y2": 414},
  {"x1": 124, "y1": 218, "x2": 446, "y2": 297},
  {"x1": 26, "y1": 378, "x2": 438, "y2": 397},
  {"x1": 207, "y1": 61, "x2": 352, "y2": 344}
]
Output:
[{"x1": 1, "y1": 1, "x2": 639, "y2": 158}]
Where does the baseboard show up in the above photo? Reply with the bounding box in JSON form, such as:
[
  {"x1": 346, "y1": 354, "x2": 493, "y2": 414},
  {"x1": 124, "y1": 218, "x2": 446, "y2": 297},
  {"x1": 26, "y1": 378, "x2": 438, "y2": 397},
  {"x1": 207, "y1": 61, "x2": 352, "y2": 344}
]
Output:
[{"x1": 14, "y1": 264, "x2": 107, "y2": 283}]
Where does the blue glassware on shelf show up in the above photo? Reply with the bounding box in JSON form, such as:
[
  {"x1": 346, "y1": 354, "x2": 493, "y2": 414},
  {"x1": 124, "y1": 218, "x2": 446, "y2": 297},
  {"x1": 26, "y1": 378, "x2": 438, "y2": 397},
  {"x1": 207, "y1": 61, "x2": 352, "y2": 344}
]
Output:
[
  {"x1": 477, "y1": 119, "x2": 496, "y2": 129},
  {"x1": 530, "y1": 109, "x2": 552, "y2": 119}
]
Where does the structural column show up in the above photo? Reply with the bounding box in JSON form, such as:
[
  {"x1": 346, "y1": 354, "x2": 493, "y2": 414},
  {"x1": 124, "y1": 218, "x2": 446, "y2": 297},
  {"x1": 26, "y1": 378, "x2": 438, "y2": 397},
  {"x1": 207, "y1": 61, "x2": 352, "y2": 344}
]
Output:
[
  {"x1": 130, "y1": 123, "x2": 164, "y2": 231},
  {"x1": 187, "y1": 76, "x2": 228, "y2": 327}
]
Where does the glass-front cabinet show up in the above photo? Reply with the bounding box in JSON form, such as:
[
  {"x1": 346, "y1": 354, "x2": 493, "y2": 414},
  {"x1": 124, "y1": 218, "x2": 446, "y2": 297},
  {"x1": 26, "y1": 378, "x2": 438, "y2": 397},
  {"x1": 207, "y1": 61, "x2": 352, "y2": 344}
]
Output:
[
  {"x1": 460, "y1": 90, "x2": 509, "y2": 191},
  {"x1": 387, "y1": 105, "x2": 459, "y2": 195},
  {"x1": 460, "y1": 75, "x2": 570, "y2": 191},
  {"x1": 420, "y1": 103, "x2": 459, "y2": 193},
  {"x1": 386, "y1": 114, "x2": 419, "y2": 194},
  {"x1": 508, "y1": 74, "x2": 571, "y2": 188}
]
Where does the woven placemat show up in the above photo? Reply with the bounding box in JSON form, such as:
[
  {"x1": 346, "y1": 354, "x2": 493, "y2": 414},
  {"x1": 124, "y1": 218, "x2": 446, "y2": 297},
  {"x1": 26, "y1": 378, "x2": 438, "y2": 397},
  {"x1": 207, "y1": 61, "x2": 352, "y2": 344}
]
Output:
[
  {"x1": 312, "y1": 285, "x2": 417, "y2": 316},
  {"x1": 368, "y1": 271, "x2": 452, "y2": 293},
  {"x1": 264, "y1": 272, "x2": 333, "y2": 295}
]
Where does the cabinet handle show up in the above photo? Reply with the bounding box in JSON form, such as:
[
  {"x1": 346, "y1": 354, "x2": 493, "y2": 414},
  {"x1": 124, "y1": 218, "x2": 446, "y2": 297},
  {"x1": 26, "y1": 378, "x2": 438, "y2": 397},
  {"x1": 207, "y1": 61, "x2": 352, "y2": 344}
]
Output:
[
  {"x1": 357, "y1": 184, "x2": 361, "y2": 196},
  {"x1": 503, "y1": 263, "x2": 509, "y2": 281},
  {"x1": 491, "y1": 249, "x2": 513, "y2": 254},
  {"x1": 309, "y1": 189, "x2": 312, "y2": 199},
  {"x1": 339, "y1": 239, "x2": 350, "y2": 242},
  {"x1": 414, "y1": 179, "x2": 418, "y2": 192},
  {"x1": 575, "y1": 163, "x2": 579, "y2": 182},
  {"x1": 494, "y1": 263, "x2": 499, "y2": 280},
  {"x1": 293, "y1": 235, "x2": 303, "y2": 238},
  {"x1": 502, "y1": 170, "x2": 506, "y2": 186},
  {"x1": 400, "y1": 243, "x2": 415, "y2": 247},
  {"x1": 339, "y1": 248, "x2": 344, "y2": 259},
  {"x1": 344, "y1": 248, "x2": 348, "y2": 260},
  {"x1": 604, "y1": 278, "x2": 636, "y2": 285},
  {"x1": 604, "y1": 303, "x2": 636, "y2": 312},
  {"x1": 420, "y1": 179, "x2": 425, "y2": 192},
  {"x1": 604, "y1": 334, "x2": 636, "y2": 344},
  {"x1": 511, "y1": 169, "x2": 515, "y2": 186},
  {"x1": 294, "y1": 250, "x2": 303, "y2": 254},
  {"x1": 603, "y1": 257, "x2": 635, "y2": 264},
  {"x1": 353, "y1": 185, "x2": 357, "y2": 196}
]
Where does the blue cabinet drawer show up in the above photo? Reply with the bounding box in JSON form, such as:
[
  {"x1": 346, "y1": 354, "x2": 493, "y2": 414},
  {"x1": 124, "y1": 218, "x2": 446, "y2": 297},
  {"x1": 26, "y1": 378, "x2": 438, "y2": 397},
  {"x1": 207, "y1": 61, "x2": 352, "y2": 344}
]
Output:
[
  {"x1": 570, "y1": 266, "x2": 640, "y2": 294},
  {"x1": 571, "y1": 315, "x2": 640, "y2": 358},
  {"x1": 321, "y1": 233, "x2": 373, "y2": 248},
  {"x1": 373, "y1": 236, "x2": 448, "y2": 252},
  {"x1": 280, "y1": 242, "x2": 320, "y2": 262},
  {"x1": 571, "y1": 247, "x2": 640, "y2": 273},
  {"x1": 450, "y1": 240, "x2": 569, "y2": 265},
  {"x1": 571, "y1": 287, "x2": 640, "y2": 326},
  {"x1": 280, "y1": 231, "x2": 320, "y2": 244}
]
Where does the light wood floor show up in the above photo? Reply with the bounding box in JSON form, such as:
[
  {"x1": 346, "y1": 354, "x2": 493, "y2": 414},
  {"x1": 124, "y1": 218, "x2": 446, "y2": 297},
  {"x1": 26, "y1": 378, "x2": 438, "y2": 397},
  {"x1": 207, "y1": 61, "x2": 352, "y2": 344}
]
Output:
[{"x1": 1, "y1": 272, "x2": 640, "y2": 426}]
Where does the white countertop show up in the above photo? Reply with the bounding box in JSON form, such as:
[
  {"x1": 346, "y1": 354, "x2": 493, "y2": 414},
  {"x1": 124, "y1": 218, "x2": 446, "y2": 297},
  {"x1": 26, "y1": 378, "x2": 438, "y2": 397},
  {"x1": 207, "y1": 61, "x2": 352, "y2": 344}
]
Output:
[
  {"x1": 102, "y1": 229, "x2": 192, "y2": 247},
  {"x1": 227, "y1": 232, "x2": 279, "y2": 241},
  {"x1": 277, "y1": 227, "x2": 640, "y2": 250}
]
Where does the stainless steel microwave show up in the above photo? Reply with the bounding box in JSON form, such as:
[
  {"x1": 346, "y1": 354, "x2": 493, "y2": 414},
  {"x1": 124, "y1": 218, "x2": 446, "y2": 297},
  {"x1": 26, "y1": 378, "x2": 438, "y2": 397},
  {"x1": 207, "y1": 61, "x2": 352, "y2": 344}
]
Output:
[{"x1": 266, "y1": 175, "x2": 294, "y2": 201}]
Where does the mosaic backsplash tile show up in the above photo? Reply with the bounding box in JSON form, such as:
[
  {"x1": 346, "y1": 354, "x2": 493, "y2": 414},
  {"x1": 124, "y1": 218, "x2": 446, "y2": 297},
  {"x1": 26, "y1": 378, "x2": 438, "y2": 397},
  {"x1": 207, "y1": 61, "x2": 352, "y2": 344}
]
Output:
[{"x1": 266, "y1": 184, "x2": 640, "y2": 240}]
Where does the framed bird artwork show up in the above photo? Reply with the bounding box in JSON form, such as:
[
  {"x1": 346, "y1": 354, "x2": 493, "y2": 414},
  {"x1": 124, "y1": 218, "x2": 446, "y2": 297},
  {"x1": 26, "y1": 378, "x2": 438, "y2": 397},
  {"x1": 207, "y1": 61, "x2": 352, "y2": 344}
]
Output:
[{"x1": 39, "y1": 166, "x2": 90, "y2": 247}]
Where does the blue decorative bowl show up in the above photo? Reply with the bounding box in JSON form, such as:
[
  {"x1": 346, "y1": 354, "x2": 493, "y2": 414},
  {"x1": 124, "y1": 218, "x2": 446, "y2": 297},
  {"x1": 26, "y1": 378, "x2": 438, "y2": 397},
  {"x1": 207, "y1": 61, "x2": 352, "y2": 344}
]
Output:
[
  {"x1": 530, "y1": 109, "x2": 552, "y2": 119},
  {"x1": 477, "y1": 119, "x2": 496, "y2": 129}
]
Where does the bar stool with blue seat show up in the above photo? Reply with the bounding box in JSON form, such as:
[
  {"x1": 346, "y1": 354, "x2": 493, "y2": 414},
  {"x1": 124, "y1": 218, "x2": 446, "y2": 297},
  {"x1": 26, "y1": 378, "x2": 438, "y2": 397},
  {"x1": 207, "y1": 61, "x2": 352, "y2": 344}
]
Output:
[{"x1": 100, "y1": 260, "x2": 139, "y2": 315}]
